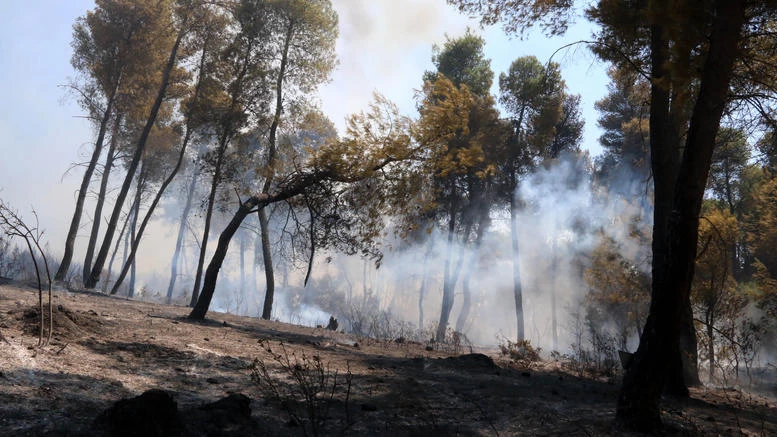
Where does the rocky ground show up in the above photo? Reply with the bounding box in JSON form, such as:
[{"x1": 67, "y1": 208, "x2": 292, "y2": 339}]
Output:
[{"x1": 1, "y1": 282, "x2": 775, "y2": 436}]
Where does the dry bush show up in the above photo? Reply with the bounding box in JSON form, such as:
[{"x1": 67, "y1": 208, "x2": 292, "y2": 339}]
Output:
[
  {"x1": 498, "y1": 337, "x2": 542, "y2": 369},
  {"x1": 250, "y1": 340, "x2": 352, "y2": 436}
]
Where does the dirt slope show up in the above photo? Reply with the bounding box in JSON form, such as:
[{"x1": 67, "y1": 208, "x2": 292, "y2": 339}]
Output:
[{"x1": 1, "y1": 283, "x2": 775, "y2": 436}]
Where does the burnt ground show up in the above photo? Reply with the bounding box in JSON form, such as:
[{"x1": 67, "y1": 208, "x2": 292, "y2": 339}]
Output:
[{"x1": 1, "y1": 282, "x2": 775, "y2": 436}]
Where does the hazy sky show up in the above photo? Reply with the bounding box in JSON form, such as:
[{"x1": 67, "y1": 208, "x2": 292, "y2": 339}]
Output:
[{"x1": 0, "y1": 1, "x2": 608, "y2": 262}]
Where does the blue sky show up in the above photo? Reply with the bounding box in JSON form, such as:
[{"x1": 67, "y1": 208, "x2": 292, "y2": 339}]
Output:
[{"x1": 0, "y1": 1, "x2": 609, "y2": 263}]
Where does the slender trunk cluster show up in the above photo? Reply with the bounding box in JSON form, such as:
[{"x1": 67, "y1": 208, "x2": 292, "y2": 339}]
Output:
[
  {"x1": 85, "y1": 28, "x2": 185, "y2": 289},
  {"x1": 55, "y1": 82, "x2": 119, "y2": 281}
]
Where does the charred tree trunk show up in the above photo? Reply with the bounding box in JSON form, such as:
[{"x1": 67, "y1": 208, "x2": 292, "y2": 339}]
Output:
[
  {"x1": 83, "y1": 114, "x2": 121, "y2": 283},
  {"x1": 56, "y1": 82, "x2": 119, "y2": 281},
  {"x1": 616, "y1": 1, "x2": 744, "y2": 430},
  {"x1": 85, "y1": 30, "x2": 184, "y2": 289}
]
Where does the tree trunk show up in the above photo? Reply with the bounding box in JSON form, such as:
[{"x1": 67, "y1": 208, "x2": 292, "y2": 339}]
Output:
[
  {"x1": 83, "y1": 114, "x2": 121, "y2": 283},
  {"x1": 85, "y1": 30, "x2": 184, "y2": 289},
  {"x1": 103, "y1": 199, "x2": 133, "y2": 293},
  {"x1": 550, "y1": 247, "x2": 558, "y2": 351},
  {"x1": 259, "y1": 209, "x2": 275, "y2": 319},
  {"x1": 456, "y1": 213, "x2": 486, "y2": 333},
  {"x1": 110, "y1": 117, "x2": 197, "y2": 295},
  {"x1": 55, "y1": 82, "x2": 119, "y2": 281},
  {"x1": 616, "y1": 1, "x2": 745, "y2": 430},
  {"x1": 257, "y1": 19, "x2": 293, "y2": 320},
  {"x1": 239, "y1": 229, "x2": 246, "y2": 312},
  {"x1": 418, "y1": 239, "x2": 433, "y2": 330},
  {"x1": 190, "y1": 198, "x2": 262, "y2": 320},
  {"x1": 707, "y1": 310, "x2": 715, "y2": 381},
  {"x1": 511, "y1": 192, "x2": 525, "y2": 342},
  {"x1": 167, "y1": 144, "x2": 203, "y2": 303},
  {"x1": 436, "y1": 216, "x2": 468, "y2": 342},
  {"x1": 127, "y1": 164, "x2": 145, "y2": 298},
  {"x1": 190, "y1": 137, "x2": 228, "y2": 306}
]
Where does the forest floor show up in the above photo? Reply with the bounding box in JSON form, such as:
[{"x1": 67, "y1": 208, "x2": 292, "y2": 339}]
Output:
[{"x1": 1, "y1": 282, "x2": 776, "y2": 436}]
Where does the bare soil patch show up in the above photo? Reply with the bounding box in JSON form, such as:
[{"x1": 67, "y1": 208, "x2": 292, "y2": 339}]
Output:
[{"x1": 1, "y1": 282, "x2": 775, "y2": 436}]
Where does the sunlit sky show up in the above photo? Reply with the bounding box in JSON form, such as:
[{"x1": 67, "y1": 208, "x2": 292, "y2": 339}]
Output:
[{"x1": 0, "y1": 0, "x2": 608, "y2": 258}]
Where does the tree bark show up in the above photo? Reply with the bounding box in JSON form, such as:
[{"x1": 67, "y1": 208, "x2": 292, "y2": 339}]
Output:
[
  {"x1": 616, "y1": 1, "x2": 745, "y2": 430},
  {"x1": 55, "y1": 82, "x2": 119, "y2": 281},
  {"x1": 85, "y1": 29, "x2": 184, "y2": 289},
  {"x1": 83, "y1": 114, "x2": 120, "y2": 283},
  {"x1": 259, "y1": 208, "x2": 275, "y2": 319}
]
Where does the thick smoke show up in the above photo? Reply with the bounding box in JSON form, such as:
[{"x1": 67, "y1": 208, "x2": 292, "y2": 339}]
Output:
[{"x1": 228, "y1": 153, "x2": 652, "y2": 352}]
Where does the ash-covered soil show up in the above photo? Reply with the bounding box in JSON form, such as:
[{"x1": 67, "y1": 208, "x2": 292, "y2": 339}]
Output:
[{"x1": 1, "y1": 283, "x2": 775, "y2": 436}]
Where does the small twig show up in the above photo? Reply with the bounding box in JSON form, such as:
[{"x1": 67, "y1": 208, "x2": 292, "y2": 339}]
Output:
[
  {"x1": 56, "y1": 342, "x2": 69, "y2": 355},
  {"x1": 0, "y1": 329, "x2": 11, "y2": 345}
]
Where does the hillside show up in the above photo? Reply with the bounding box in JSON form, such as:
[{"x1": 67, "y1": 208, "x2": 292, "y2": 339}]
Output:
[{"x1": 1, "y1": 283, "x2": 775, "y2": 436}]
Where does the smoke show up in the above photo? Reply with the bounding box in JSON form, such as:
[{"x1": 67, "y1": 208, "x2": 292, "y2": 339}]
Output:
[
  {"x1": 233, "y1": 152, "x2": 651, "y2": 351},
  {"x1": 320, "y1": 0, "x2": 473, "y2": 129}
]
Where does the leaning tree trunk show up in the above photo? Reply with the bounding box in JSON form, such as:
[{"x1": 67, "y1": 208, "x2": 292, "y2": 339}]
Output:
[
  {"x1": 103, "y1": 199, "x2": 133, "y2": 293},
  {"x1": 110, "y1": 114, "x2": 197, "y2": 295},
  {"x1": 83, "y1": 114, "x2": 121, "y2": 283},
  {"x1": 55, "y1": 82, "x2": 119, "y2": 281},
  {"x1": 616, "y1": 1, "x2": 744, "y2": 430},
  {"x1": 85, "y1": 30, "x2": 184, "y2": 289},
  {"x1": 190, "y1": 197, "x2": 263, "y2": 320}
]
